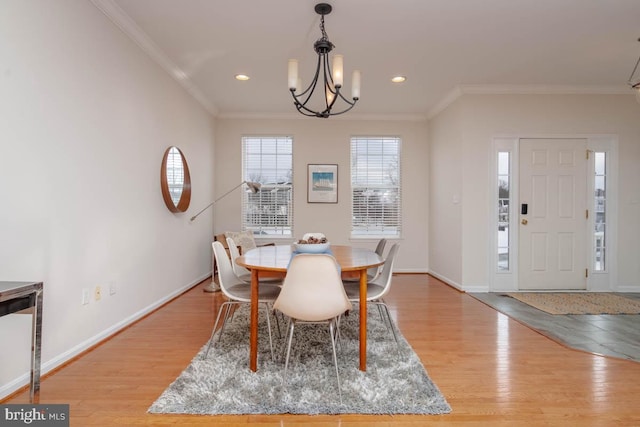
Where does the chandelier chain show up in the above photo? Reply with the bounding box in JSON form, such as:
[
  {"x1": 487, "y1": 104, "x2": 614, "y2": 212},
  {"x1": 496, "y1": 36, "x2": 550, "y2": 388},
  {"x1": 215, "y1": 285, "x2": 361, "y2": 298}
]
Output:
[{"x1": 319, "y1": 15, "x2": 328, "y2": 41}]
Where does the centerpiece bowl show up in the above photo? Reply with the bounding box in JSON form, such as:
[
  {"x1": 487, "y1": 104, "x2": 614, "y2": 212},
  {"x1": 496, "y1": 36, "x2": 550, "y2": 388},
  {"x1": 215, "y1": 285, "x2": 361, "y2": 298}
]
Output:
[{"x1": 292, "y1": 242, "x2": 331, "y2": 253}]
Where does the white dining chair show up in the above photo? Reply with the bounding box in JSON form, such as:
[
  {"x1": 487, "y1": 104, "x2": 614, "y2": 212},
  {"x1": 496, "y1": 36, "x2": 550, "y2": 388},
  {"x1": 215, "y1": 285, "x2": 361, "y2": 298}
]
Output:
[
  {"x1": 342, "y1": 238, "x2": 387, "y2": 283},
  {"x1": 342, "y1": 243, "x2": 400, "y2": 347},
  {"x1": 226, "y1": 236, "x2": 283, "y2": 286},
  {"x1": 273, "y1": 253, "x2": 352, "y2": 403},
  {"x1": 205, "y1": 241, "x2": 281, "y2": 360}
]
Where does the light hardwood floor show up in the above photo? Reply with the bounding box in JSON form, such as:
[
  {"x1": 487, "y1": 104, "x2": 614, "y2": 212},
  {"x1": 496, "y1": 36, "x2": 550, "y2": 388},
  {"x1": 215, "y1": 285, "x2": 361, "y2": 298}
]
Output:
[{"x1": 5, "y1": 274, "x2": 640, "y2": 426}]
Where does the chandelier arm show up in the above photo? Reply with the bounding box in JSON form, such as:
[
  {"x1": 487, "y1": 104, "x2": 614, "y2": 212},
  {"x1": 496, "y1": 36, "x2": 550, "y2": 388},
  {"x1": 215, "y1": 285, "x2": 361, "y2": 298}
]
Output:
[
  {"x1": 294, "y1": 99, "x2": 326, "y2": 117},
  {"x1": 294, "y1": 54, "x2": 323, "y2": 108},
  {"x1": 325, "y1": 92, "x2": 357, "y2": 115},
  {"x1": 324, "y1": 54, "x2": 336, "y2": 90},
  {"x1": 298, "y1": 54, "x2": 324, "y2": 98},
  {"x1": 334, "y1": 87, "x2": 357, "y2": 105},
  {"x1": 297, "y1": 102, "x2": 326, "y2": 117},
  {"x1": 323, "y1": 56, "x2": 338, "y2": 112},
  {"x1": 294, "y1": 103, "x2": 321, "y2": 117},
  {"x1": 293, "y1": 87, "x2": 328, "y2": 117}
]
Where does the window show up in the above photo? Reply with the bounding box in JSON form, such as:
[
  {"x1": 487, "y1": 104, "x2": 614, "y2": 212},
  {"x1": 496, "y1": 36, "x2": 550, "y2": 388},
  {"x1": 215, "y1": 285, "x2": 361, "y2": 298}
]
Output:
[
  {"x1": 594, "y1": 152, "x2": 606, "y2": 271},
  {"x1": 497, "y1": 151, "x2": 511, "y2": 271},
  {"x1": 242, "y1": 136, "x2": 293, "y2": 236},
  {"x1": 350, "y1": 136, "x2": 401, "y2": 238}
]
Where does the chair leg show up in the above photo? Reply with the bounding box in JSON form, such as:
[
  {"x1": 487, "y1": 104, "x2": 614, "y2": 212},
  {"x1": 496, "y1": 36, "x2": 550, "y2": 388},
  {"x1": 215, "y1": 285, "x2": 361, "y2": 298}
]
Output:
[
  {"x1": 378, "y1": 302, "x2": 400, "y2": 348},
  {"x1": 329, "y1": 320, "x2": 343, "y2": 404},
  {"x1": 334, "y1": 314, "x2": 344, "y2": 351},
  {"x1": 218, "y1": 303, "x2": 234, "y2": 338},
  {"x1": 205, "y1": 301, "x2": 233, "y2": 358},
  {"x1": 262, "y1": 302, "x2": 275, "y2": 361},
  {"x1": 272, "y1": 307, "x2": 282, "y2": 339},
  {"x1": 280, "y1": 316, "x2": 292, "y2": 360},
  {"x1": 207, "y1": 301, "x2": 276, "y2": 359},
  {"x1": 282, "y1": 321, "x2": 296, "y2": 387}
]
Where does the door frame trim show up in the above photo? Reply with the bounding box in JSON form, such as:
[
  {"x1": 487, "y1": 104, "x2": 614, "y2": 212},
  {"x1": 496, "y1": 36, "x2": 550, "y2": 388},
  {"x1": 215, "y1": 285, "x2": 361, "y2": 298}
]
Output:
[{"x1": 489, "y1": 134, "x2": 618, "y2": 292}]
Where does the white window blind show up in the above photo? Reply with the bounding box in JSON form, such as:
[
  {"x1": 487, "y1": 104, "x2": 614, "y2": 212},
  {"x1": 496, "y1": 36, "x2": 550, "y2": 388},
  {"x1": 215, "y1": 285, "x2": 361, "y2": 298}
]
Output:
[
  {"x1": 242, "y1": 136, "x2": 293, "y2": 236},
  {"x1": 350, "y1": 136, "x2": 402, "y2": 237}
]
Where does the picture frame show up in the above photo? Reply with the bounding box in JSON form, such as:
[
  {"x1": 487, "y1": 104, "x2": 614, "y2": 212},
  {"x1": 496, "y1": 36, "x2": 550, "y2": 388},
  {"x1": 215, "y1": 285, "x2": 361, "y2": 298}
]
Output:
[{"x1": 307, "y1": 164, "x2": 338, "y2": 203}]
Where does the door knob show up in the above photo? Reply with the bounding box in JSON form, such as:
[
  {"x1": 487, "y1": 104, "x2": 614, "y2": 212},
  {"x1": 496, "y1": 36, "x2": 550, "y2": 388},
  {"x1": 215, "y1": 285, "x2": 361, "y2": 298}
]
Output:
[{"x1": 521, "y1": 219, "x2": 528, "y2": 225}]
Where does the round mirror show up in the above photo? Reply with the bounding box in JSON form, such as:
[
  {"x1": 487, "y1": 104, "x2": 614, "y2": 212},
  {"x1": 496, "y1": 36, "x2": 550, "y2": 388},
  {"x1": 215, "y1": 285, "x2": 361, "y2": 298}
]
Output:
[{"x1": 161, "y1": 146, "x2": 191, "y2": 213}]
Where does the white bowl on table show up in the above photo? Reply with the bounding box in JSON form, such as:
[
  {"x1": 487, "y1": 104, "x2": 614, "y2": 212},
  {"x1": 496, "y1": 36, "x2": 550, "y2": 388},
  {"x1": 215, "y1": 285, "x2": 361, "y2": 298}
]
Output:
[{"x1": 292, "y1": 242, "x2": 331, "y2": 253}]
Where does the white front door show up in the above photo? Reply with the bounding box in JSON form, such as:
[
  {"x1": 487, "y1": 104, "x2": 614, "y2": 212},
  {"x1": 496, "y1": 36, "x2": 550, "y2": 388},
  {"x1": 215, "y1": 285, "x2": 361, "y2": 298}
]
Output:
[{"x1": 518, "y1": 138, "x2": 588, "y2": 290}]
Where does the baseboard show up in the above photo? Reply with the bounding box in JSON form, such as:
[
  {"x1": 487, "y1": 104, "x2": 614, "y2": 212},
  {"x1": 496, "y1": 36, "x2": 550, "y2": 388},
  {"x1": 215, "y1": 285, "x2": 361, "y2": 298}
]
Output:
[
  {"x1": 463, "y1": 285, "x2": 491, "y2": 293},
  {"x1": 0, "y1": 273, "x2": 208, "y2": 401},
  {"x1": 427, "y1": 270, "x2": 464, "y2": 291},
  {"x1": 615, "y1": 285, "x2": 640, "y2": 292},
  {"x1": 394, "y1": 268, "x2": 429, "y2": 274}
]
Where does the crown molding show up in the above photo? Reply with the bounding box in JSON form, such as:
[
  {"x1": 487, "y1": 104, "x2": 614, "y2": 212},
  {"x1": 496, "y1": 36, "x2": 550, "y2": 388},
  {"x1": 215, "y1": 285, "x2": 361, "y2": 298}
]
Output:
[
  {"x1": 427, "y1": 84, "x2": 632, "y2": 120},
  {"x1": 426, "y1": 86, "x2": 464, "y2": 120},
  {"x1": 458, "y1": 84, "x2": 630, "y2": 95},
  {"x1": 90, "y1": 0, "x2": 218, "y2": 116},
  {"x1": 217, "y1": 112, "x2": 427, "y2": 122}
]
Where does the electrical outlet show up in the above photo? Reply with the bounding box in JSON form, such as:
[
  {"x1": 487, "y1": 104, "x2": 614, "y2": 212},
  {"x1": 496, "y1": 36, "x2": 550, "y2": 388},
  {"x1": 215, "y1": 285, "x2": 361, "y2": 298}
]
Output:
[
  {"x1": 82, "y1": 289, "x2": 90, "y2": 305},
  {"x1": 109, "y1": 281, "x2": 116, "y2": 296},
  {"x1": 94, "y1": 285, "x2": 102, "y2": 301}
]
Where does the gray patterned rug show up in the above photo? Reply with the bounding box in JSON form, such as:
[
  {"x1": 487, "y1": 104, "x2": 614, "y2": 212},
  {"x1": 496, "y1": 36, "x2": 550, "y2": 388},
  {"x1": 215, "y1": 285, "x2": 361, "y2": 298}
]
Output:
[{"x1": 148, "y1": 305, "x2": 451, "y2": 415}]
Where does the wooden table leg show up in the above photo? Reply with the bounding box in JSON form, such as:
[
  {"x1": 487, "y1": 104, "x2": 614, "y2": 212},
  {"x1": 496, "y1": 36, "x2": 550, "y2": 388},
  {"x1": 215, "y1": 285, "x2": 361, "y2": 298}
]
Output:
[
  {"x1": 359, "y1": 268, "x2": 367, "y2": 371},
  {"x1": 249, "y1": 269, "x2": 259, "y2": 372}
]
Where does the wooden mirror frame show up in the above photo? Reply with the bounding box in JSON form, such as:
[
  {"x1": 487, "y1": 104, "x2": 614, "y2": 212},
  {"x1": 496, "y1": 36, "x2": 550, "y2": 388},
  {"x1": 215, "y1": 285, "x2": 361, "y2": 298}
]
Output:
[{"x1": 161, "y1": 146, "x2": 192, "y2": 213}]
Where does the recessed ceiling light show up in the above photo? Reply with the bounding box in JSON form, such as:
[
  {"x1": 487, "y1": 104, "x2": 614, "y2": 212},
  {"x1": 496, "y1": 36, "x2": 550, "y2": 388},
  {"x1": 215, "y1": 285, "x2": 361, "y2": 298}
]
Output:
[
  {"x1": 235, "y1": 74, "x2": 250, "y2": 81},
  {"x1": 391, "y1": 76, "x2": 406, "y2": 83}
]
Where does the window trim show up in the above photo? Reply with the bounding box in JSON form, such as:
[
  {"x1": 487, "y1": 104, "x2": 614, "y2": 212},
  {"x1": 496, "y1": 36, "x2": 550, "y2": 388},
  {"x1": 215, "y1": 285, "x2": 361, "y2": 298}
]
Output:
[
  {"x1": 241, "y1": 135, "x2": 294, "y2": 237},
  {"x1": 350, "y1": 136, "x2": 402, "y2": 239}
]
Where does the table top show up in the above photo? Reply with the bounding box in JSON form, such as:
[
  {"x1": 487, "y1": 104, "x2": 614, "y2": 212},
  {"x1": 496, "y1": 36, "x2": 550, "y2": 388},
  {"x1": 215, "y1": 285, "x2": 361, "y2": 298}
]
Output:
[{"x1": 236, "y1": 244, "x2": 383, "y2": 273}]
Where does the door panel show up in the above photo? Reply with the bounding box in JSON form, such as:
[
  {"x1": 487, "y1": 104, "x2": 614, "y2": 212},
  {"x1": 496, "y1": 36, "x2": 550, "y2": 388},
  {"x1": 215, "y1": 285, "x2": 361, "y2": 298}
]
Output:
[{"x1": 519, "y1": 139, "x2": 587, "y2": 290}]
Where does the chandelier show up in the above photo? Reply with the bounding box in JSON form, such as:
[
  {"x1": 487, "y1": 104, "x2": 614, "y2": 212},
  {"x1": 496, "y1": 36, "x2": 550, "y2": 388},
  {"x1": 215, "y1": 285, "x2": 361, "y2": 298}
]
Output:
[
  {"x1": 628, "y1": 37, "x2": 640, "y2": 104},
  {"x1": 288, "y1": 3, "x2": 360, "y2": 118}
]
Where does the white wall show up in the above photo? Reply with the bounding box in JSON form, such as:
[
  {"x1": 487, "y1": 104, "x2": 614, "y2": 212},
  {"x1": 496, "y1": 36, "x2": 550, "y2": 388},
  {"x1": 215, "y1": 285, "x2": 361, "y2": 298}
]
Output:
[
  {"x1": 213, "y1": 118, "x2": 429, "y2": 273},
  {"x1": 0, "y1": 0, "x2": 215, "y2": 398},
  {"x1": 429, "y1": 93, "x2": 640, "y2": 290},
  {"x1": 427, "y1": 102, "x2": 464, "y2": 288}
]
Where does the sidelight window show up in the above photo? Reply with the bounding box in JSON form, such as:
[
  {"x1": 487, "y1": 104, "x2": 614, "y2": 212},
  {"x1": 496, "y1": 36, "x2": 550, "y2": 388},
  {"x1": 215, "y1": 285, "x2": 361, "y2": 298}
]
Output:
[
  {"x1": 594, "y1": 152, "x2": 606, "y2": 271},
  {"x1": 497, "y1": 151, "x2": 511, "y2": 271}
]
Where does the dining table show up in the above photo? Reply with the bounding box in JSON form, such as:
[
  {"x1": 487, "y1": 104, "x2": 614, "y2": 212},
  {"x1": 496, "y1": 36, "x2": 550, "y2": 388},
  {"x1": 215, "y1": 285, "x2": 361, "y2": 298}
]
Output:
[{"x1": 236, "y1": 244, "x2": 384, "y2": 372}]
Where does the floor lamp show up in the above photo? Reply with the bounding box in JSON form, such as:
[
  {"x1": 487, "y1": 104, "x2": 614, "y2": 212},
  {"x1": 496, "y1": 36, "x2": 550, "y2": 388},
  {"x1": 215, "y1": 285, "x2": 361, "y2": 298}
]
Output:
[{"x1": 190, "y1": 181, "x2": 261, "y2": 292}]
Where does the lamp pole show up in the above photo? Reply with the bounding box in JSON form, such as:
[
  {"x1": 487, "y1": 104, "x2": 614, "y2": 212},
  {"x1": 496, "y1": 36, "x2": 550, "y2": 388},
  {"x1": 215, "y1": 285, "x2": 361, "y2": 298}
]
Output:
[{"x1": 191, "y1": 181, "x2": 249, "y2": 222}]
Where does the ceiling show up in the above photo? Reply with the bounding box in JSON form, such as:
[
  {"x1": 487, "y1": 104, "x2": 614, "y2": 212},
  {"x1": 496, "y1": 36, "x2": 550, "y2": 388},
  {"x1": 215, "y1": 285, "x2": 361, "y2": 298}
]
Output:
[{"x1": 94, "y1": 0, "x2": 640, "y2": 120}]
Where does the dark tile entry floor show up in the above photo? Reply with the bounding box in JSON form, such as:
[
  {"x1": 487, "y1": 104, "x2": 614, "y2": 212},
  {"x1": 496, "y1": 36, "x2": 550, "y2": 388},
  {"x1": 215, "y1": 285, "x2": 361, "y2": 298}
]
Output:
[{"x1": 470, "y1": 292, "x2": 640, "y2": 362}]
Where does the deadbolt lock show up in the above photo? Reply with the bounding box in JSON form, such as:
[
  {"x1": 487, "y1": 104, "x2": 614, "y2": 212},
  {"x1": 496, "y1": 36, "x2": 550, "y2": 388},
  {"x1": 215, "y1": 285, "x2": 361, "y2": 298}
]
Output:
[{"x1": 521, "y1": 219, "x2": 528, "y2": 225}]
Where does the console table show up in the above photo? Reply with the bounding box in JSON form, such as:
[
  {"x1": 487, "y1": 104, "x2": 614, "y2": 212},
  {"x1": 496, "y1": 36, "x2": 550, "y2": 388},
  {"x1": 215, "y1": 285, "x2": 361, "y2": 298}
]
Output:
[{"x1": 0, "y1": 281, "x2": 43, "y2": 403}]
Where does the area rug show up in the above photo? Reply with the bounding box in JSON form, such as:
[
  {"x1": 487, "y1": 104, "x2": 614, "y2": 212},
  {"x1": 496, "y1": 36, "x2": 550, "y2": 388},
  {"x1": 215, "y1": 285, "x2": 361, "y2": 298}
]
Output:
[
  {"x1": 148, "y1": 306, "x2": 451, "y2": 415},
  {"x1": 507, "y1": 292, "x2": 640, "y2": 315}
]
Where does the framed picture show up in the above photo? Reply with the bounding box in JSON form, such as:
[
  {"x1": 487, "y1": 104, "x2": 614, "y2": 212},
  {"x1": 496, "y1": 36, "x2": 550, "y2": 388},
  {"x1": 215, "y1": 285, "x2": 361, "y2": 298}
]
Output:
[{"x1": 307, "y1": 164, "x2": 338, "y2": 203}]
